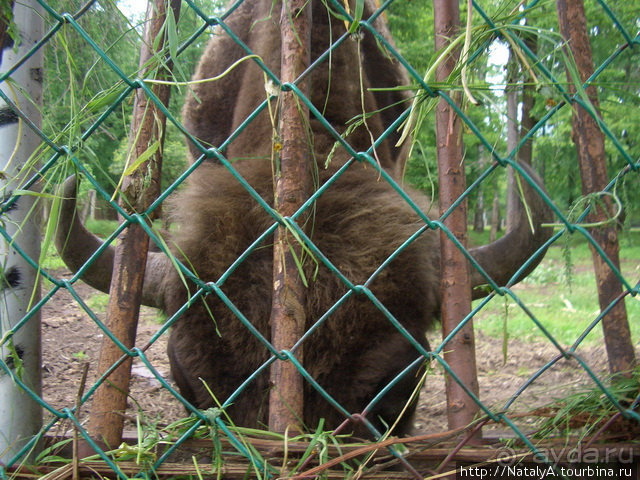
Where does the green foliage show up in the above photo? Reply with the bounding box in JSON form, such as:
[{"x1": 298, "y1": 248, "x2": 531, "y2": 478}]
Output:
[
  {"x1": 387, "y1": 0, "x2": 434, "y2": 72},
  {"x1": 40, "y1": 0, "x2": 211, "y2": 205},
  {"x1": 468, "y1": 228, "x2": 504, "y2": 247},
  {"x1": 0, "y1": 1, "x2": 19, "y2": 46},
  {"x1": 71, "y1": 350, "x2": 89, "y2": 361},
  {"x1": 40, "y1": 0, "x2": 140, "y2": 196},
  {"x1": 40, "y1": 244, "x2": 66, "y2": 270},
  {"x1": 387, "y1": 0, "x2": 640, "y2": 227},
  {"x1": 109, "y1": 121, "x2": 188, "y2": 194}
]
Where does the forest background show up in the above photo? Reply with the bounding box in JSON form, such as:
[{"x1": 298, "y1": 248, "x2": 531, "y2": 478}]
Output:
[{"x1": 41, "y1": 0, "x2": 640, "y2": 231}]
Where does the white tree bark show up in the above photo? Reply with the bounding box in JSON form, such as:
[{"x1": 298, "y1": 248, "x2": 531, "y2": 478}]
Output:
[{"x1": 0, "y1": 1, "x2": 43, "y2": 464}]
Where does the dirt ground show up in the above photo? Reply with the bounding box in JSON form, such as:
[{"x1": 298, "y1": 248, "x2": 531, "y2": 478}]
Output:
[{"x1": 41, "y1": 270, "x2": 618, "y2": 439}]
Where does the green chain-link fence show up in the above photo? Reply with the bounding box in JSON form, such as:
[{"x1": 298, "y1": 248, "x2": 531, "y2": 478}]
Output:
[{"x1": 0, "y1": 0, "x2": 639, "y2": 478}]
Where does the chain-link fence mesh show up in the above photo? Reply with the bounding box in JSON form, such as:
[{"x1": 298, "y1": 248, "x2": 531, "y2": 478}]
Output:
[{"x1": 0, "y1": 0, "x2": 638, "y2": 478}]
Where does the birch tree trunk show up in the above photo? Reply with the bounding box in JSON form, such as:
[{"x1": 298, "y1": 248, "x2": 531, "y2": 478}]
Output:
[{"x1": 0, "y1": 1, "x2": 43, "y2": 464}]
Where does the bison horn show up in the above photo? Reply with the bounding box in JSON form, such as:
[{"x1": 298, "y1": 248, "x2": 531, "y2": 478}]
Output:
[
  {"x1": 55, "y1": 176, "x2": 168, "y2": 310},
  {"x1": 56, "y1": 162, "x2": 552, "y2": 308},
  {"x1": 469, "y1": 161, "x2": 553, "y2": 299}
]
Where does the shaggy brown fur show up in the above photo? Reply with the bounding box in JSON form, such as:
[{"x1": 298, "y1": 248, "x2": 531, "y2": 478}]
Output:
[
  {"x1": 164, "y1": 159, "x2": 440, "y2": 434},
  {"x1": 160, "y1": 0, "x2": 439, "y2": 434},
  {"x1": 56, "y1": 0, "x2": 552, "y2": 437}
]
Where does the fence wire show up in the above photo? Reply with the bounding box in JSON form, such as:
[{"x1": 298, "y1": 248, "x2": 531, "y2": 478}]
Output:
[{"x1": 0, "y1": 0, "x2": 638, "y2": 478}]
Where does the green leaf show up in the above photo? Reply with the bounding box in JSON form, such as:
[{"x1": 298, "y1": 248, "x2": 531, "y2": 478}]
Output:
[
  {"x1": 39, "y1": 188, "x2": 62, "y2": 271},
  {"x1": 165, "y1": 5, "x2": 186, "y2": 79},
  {"x1": 348, "y1": 0, "x2": 364, "y2": 33},
  {"x1": 84, "y1": 85, "x2": 127, "y2": 113},
  {"x1": 123, "y1": 140, "x2": 161, "y2": 176}
]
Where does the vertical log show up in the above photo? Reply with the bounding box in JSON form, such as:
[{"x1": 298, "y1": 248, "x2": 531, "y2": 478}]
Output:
[
  {"x1": 556, "y1": 0, "x2": 635, "y2": 375},
  {"x1": 87, "y1": 0, "x2": 181, "y2": 450},
  {"x1": 0, "y1": 0, "x2": 42, "y2": 464},
  {"x1": 268, "y1": 0, "x2": 312, "y2": 434},
  {"x1": 433, "y1": 0, "x2": 480, "y2": 438}
]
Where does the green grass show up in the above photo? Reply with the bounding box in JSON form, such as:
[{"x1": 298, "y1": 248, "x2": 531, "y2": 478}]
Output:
[
  {"x1": 40, "y1": 246, "x2": 66, "y2": 271},
  {"x1": 85, "y1": 218, "x2": 119, "y2": 238},
  {"x1": 472, "y1": 229, "x2": 640, "y2": 346},
  {"x1": 86, "y1": 290, "x2": 110, "y2": 312}
]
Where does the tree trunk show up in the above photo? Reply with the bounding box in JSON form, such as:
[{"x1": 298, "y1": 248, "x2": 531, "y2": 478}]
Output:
[
  {"x1": 87, "y1": 0, "x2": 181, "y2": 451},
  {"x1": 518, "y1": 23, "x2": 537, "y2": 169},
  {"x1": 556, "y1": 0, "x2": 635, "y2": 375},
  {"x1": 92, "y1": 193, "x2": 117, "y2": 221},
  {"x1": 81, "y1": 189, "x2": 92, "y2": 222},
  {"x1": 0, "y1": 0, "x2": 43, "y2": 464},
  {"x1": 268, "y1": 0, "x2": 312, "y2": 435},
  {"x1": 433, "y1": 0, "x2": 480, "y2": 440},
  {"x1": 473, "y1": 189, "x2": 485, "y2": 233}
]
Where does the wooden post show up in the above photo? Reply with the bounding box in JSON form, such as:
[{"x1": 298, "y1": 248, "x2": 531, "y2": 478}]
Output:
[
  {"x1": 268, "y1": 0, "x2": 312, "y2": 434},
  {"x1": 556, "y1": 0, "x2": 636, "y2": 375},
  {"x1": 433, "y1": 0, "x2": 481, "y2": 440},
  {"x1": 87, "y1": 0, "x2": 181, "y2": 451}
]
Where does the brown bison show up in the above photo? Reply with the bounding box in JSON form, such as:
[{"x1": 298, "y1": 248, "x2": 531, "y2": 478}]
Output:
[{"x1": 56, "y1": 0, "x2": 552, "y2": 435}]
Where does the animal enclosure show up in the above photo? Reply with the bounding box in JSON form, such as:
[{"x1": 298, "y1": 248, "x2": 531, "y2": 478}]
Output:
[{"x1": 0, "y1": 0, "x2": 639, "y2": 479}]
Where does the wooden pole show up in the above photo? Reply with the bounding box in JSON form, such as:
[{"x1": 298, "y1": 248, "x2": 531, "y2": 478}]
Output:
[
  {"x1": 433, "y1": 0, "x2": 481, "y2": 440},
  {"x1": 556, "y1": 0, "x2": 635, "y2": 376},
  {"x1": 87, "y1": 0, "x2": 181, "y2": 451},
  {"x1": 268, "y1": 0, "x2": 312, "y2": 434}
]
